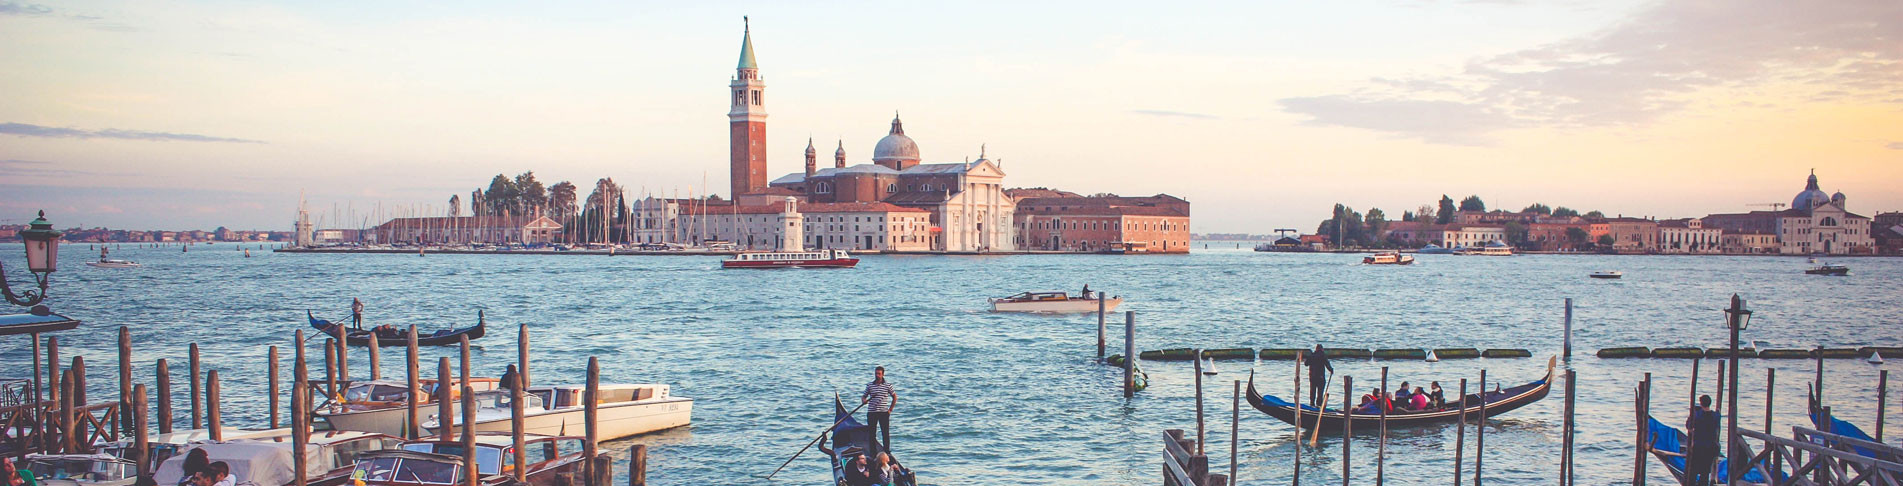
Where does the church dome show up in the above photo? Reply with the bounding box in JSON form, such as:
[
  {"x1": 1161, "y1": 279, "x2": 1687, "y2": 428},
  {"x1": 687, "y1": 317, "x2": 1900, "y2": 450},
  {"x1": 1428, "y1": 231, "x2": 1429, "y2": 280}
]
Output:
[
  {"x1": 872, "y1": 115, "x2": 920, "y2": 168},
  {"x1": 1792, "y1": 171, "x2": 1830, "y2": 211},
  {"x1": 1831, "y1": 191, "x2": 1846, "y2": 208}
]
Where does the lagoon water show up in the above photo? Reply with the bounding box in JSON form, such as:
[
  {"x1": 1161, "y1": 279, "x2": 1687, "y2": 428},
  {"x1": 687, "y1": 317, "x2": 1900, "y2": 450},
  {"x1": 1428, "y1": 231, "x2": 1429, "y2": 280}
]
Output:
[{"x1": 11, "y1": 244, "x2": 1902, "y2": 485}]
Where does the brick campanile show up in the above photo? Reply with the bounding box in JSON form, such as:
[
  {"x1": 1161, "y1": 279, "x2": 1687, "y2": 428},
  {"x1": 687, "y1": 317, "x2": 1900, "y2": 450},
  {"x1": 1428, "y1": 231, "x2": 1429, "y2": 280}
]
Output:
[{"x1": 728, "y1": 18, "x2": 768, "y2": 198}]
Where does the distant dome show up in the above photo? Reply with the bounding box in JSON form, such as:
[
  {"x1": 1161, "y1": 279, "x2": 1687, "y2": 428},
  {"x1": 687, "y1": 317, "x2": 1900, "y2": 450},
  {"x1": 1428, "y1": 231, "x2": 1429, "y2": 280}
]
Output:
[
  {"x1": 872, "y1": 115, "x2": 920, "y2": 168},
  {"x1": 1792, "y1": 171, "x2": 1830, "y2": 211}
]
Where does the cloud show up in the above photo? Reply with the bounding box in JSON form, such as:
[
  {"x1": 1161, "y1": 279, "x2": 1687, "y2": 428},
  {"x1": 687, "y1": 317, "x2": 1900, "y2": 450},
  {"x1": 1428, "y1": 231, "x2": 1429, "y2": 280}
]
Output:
[
  {"x1": 1280, "y1": 0, "x2": 1903, "y2": 144},
  {"x1": 0, "y1": 122, "x2": 263, "y2": 143},
  {"x1": 1887, "y1": 142, "x2": 1903, "y2": 150},
  {"x1": 0, "y1": 2, "x2": 52, "y2": 16},
  {"x1": 1130, "y1": 109, "x2": 1220, "y2": 120},
  {"x1": 0, "y1": 159, "x2": 96, "y2": 177}
]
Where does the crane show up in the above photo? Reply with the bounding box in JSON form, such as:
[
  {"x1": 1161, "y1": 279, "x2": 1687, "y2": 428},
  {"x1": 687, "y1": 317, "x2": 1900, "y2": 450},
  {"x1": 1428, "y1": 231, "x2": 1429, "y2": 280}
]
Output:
[{"x1": 1746, "y1": 203, "x2": 1786, "y2": 211}]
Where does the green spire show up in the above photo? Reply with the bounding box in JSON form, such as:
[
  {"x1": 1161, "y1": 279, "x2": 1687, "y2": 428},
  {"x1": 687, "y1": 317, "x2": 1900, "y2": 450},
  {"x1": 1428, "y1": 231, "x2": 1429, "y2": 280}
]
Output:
[{"x1": 737, "y1": 17, "x2": 758, "y2": 70}]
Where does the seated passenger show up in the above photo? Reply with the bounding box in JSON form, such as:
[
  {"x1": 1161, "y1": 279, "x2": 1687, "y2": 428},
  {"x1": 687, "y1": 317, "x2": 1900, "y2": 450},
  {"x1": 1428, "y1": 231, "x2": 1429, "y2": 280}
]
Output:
[
  {"x1": 1393, "y1": 382, "x2": 1413, "y2": 410},
  {"x1": 1410, "y1": 387, "x2": 1429, "y2": 411},
  {"x1": 841, "y1": 454, "x2": 873, "y2": 486},
  {"x1": 1355, "y1": 388, "x2": 1381, "y2": 414},
  {"x1": 1429, "y1": 382, "x2": 1447, "y2": 410}
]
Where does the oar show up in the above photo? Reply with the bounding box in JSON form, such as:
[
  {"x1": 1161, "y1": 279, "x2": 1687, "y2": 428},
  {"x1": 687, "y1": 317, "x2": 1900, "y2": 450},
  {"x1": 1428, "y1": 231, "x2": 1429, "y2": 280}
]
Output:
[
  {"x1": 1308, "y1": 372, "x2": 1332, "y2": 447},
  {"x1": 763, "y1": 400, "x2": 869, "y2": 480}
]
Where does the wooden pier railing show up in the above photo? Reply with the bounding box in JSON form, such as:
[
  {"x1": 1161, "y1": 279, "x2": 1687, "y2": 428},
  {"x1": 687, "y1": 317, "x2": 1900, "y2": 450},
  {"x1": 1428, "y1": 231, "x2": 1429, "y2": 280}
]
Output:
[
  {"x1": 1735, "y1": 426, "x2": 1903, "y2": 485},
  {"x1": 1163, "y1": 429, "x2": 1227, "y2": 486}
]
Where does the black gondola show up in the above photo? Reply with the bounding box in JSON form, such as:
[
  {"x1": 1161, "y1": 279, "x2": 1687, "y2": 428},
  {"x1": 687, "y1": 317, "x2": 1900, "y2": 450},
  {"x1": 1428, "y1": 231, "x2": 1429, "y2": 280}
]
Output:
[
  {"x1": 307, "y1": 310, "x2": 486, "y2": 346},
  {"x1": 820, "y1": 395, "x2": 916, "y2": 486},
  {"x1": 1245, "y1": 356, "x2": 1555, "y2": 432}
]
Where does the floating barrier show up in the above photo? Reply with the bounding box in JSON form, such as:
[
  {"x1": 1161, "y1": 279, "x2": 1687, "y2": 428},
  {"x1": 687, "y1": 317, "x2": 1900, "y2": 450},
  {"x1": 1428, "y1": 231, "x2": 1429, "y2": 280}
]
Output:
[
  {"x1": 1704, "y1": 348, "x2": 1757, "y2": 358},
  {"x1": 1374, "y1": 348, "x2": 1426, "y2": 360},
  {"x1": 1819, "y1": 348, "x2": 1861, "y2": 359},
  {"x1": 1758, "y1": 349, "x2": 1813, "y2": 359},
  {"x1": 1482, "y1": 349, "x2": 1533, "y2": 358},
  {"x1": 1434, "y1": 348, "x2": 1481, "y2": 359},
  {"x1": 1858, "y1": 346, "x2": 1903, "y2": 358},
  {"x1": 1258, "y1": 348, "x2": 1304, "y2": 360},
  {"x1": 1327, "y1": 348, "x2": 1373, "y2": 359},
  {"x1": 1204, "y1": 348, "x2": 1254, "y2": 360},
  {"x1": 1597, "y1": 347, "x2": 1651, "y2": 358},
  {"x1": 1139, "y1": 348, "x2": 1199, "y2": 361},
  {"x1": 1107, "y1": 355, "x2": 1128, "y2": 367},
  {"x1": 1651, "y1": 347, "x2": 1706, "y2": 359}
]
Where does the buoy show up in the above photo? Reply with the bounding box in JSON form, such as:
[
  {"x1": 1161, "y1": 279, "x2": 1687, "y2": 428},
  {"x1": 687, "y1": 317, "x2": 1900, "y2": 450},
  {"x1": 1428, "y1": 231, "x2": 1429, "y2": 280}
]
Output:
[
  {"x1": 1201, "y1": 356, "x2": 1219, "y2": 376},
  {"x1": 1425, "y1": 350, "x2": 1440, "y2": 362},
  {"x1": 1871, "y1": 351, "x2": 1885, "y2": 365}
]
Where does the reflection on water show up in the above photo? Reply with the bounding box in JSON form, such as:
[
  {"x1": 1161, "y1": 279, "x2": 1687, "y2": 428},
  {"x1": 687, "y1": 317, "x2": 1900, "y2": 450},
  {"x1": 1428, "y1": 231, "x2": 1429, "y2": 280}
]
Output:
[{"x1": 6, "y1": 244, "x2": 1899, "y2": 485}]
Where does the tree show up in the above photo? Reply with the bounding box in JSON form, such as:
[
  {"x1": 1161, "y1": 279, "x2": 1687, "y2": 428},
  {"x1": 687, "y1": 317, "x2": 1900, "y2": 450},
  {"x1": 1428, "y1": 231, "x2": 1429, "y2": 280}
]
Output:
[
  {"x1": 1317, "y1": 203, "x2": 1368, "y2": 248},
  {"x1": 470, "y1": 189, "x2": 486, "y2": 217},
  {"x1": 485, "y1": 174, "x2": 518, "y2": 217},
  {"x1": 448, "y1": 195, "x2": 462, "y2": 217},
  {"x1": 1552, "y1": 206, "x2": 1579, "y2": 218},
  {"x1": 1436, "y1": 196, "x2": 1455, "y2": 224},
  {"x1": 1597, "y1": 234, "x2": 1615, "y2": 247},
  {"x1": 1584, "y1": 210, "x2": 1606, "y2": 219},
  {"x1": 1459, "y1": 195, "x2": 1486, "y2": 212},
  {"x1": 547, "y1": 181, "x2": 578, "y2": 220},
  {"x1": 1402, "y1": 211, "x2": 1415, "y2": 222},
  {"x1": 514, "y1": 171, "x2": 547, "y2": 216},
  {"x1": 1522, "y1": 203, "x2": 1552, "y2": 215},
  {"x1": 1416, "y1": 204, "x2": 1436, "y2": 224},
  {"x1": 1565, "y1": 227, "x2": 1590, "y2": 247},
  {"x1": 1364, "y1": 208, "x2": 1389, "y2": 247},
  {"x1": 1504, "y1": 222, "x2": 1529, "y2": 247}
]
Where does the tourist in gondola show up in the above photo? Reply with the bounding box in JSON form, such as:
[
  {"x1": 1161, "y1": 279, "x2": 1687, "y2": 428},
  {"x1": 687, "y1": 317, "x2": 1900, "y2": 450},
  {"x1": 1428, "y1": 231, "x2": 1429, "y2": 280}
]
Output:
[
  {"x1": 862, "y1": 366, "x2": 897, "y2": 453},
  {"x1": 1355, "y1": 387, "x2": 1387, "y2": 414},
  {"x1": 1428, "y1": 382, "x2": 1447, "y2": 410},
  {"x1": 841, "y1": 454, "x2": 873, "y2": 486},
  {"x1": 1410, "y1": 386, "x2": 1429, "y2": 411},
  {"x1": 872, "y1": 453, "x2": 909, "y2": 486},
  {"x1": 1306, "y1": 345, "x2": 1332, "y2": 407},
  {"x1": 1080, "y1": 284, "x2": 1091, "y2": 299},
  {"x1": 1685, "y1": 395, "x2": 1720, "y2": 485},
  {"x1": 1393, "y1": 382, "x2": 1414, "y2": 411}
]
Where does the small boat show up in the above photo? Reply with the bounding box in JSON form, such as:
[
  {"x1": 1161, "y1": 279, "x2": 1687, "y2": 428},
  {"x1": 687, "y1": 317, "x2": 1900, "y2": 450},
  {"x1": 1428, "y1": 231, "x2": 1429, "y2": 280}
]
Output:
[
  {"x1": 988, "y1": 292, "x2": 1121, "y2": 313},
  {"x1": 1246, "y1": 357, "x2": 1555, "y2": 432},
  {"x1": 85, "y1": 248, "x2": 140, "y2": 268},
  {"x1": 421, "y1": 384, "x2": 692, "y2": 442},
  {"x1": 152, "y1": 431, "x2": 405, "y2": 486},
  {"x1": 308, "y1": 310, "x2": 487, "y2": 347},
  {"x1": 313, "y1": 378, "x2": 502, "y2": 436},
  {"x1": 19, "y1": 453, "x2": 141, "y2": 485},
  {"x1": 348, "y1": 433, "x2": 589, "y2": 486},
  {"x1": 1416, "y1": 244, "x2": 1455, "y2": 255},
  {"x1": 821, "y1": 396, "x2": 918, "y2": 486},
  {"x1": 721, "y1": 249, "x2": 858, "y2": 268},
  {"x1": 1362, "y1": 252, "x2": 1414, "y2": 265},
  {"x1": 1590, "y1": 271, "x2": 1623, "y2": 279},
  {"x1": 1805, "y1": 264, "x2": 1849, "y2": 276}
]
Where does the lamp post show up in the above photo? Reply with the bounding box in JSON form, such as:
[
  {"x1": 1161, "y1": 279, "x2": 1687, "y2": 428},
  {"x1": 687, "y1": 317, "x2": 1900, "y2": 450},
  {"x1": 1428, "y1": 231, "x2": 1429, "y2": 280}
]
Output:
[
  {"x1": 1723, "y1": 294, "x2": 1752, "y2": 485},
  {"x1": 3, "y1": 211, "x2": 62, "y2": 313}
]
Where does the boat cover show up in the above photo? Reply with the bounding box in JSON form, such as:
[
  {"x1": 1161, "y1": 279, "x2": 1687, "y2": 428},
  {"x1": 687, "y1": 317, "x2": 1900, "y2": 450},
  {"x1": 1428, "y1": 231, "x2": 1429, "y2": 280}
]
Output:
[
  {"x1": 1810, "y1": 410, "x2": 1884, "y2": 459},
  {"x1": 1646, "y1": 416, "x2": 1778, "y2": 483},
  {"x1": 153, "y1": 441, "x2": 330, "y2": 486}
]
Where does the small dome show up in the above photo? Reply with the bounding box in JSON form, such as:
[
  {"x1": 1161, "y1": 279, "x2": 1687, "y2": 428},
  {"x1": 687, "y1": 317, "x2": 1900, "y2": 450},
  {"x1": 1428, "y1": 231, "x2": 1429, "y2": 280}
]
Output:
[
  {"x1": 834, "y1": 140, "x2": 846, "y2": 157},
  {"x1": 1830, "y1": 191, "x2": 1847, "y2": 208},
  {"x1": 872, "y1": 115, "x2": 920, "y2": 167},
  {"x1": 804, "y1": 138, "x2": 816, "y2": 156}
]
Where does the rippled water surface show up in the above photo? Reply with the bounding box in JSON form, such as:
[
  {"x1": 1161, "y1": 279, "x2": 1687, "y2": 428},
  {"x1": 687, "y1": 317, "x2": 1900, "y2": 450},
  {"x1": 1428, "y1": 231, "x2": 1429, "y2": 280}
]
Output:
[{"x1": 8, "y1": 244, "x2": 1902, "y2": 485}]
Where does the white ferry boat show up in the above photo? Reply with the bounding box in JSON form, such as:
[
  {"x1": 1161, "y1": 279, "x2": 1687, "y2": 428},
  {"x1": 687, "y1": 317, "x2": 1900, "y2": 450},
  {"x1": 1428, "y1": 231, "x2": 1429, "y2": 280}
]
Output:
[
  {"x1": 722, "y1": 249, "x2": 858, "y2": 268},
  {"x1": 1362, "y1": 252, "x2": 1415, "y2": 265},
  {"x1": 1459, "y1": 241, "x2": 1515, "y2": 256}
]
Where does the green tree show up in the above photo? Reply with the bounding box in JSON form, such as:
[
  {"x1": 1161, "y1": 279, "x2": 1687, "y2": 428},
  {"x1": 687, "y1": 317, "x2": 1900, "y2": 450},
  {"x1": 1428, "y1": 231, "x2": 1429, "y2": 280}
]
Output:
[
  {"x1": 1317, "y1": 203, "x2": 1367, "y2": 248},
  {"x1": 1522, "y1": 203, "x2": 1552, "y2": 215},
  {"x1": 448, "y1": 195, "x2": 462, "y2": 217},
  {"x1": 1436, "y1": 196, "x2": 1455, "y2": 224},
  {"x1": 514, "y1": 171, "x2": 547, "y2": 216},
  {"x1": 1504, "y1": 221, "x2": 1529, "y2": 247},
  {"x1": 1365, "y1": 208, "x2": 1389, "y2": 247},
  {"x1": 1584, "y1": 210, "x2": 1606, "y2": 219},
  {"x1": 1459, "y1": 195, "x2": 1486, "y2": 212},
  {"x1": 547, "y1": 181, "x2": 578, "y2": 220},
  {"x1": 1565, "y1": 227, "x2": 1590, "y2": 247},
  {"x1": 1552, "y1": 206, "x2": 1580, "y2": 218},
  {"x1": 1597, "y1": 234, "x2": 1615, "y2": 247},
  {"x1": 484, "y1": 174, "x2": 518, "y2": 216},
  {"x1": 1402, "y1": 210, "x2": 1415, "y2": 222}
]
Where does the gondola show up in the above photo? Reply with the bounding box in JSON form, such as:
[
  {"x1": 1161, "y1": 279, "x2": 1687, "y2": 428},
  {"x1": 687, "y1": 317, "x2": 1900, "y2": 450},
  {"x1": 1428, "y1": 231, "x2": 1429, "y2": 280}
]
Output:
[
  {"x1": 1643, "y1": 415, "x2": 1781, "y2": 484},
  {"x1": 308, "y1": 310, "x2": 486, "y2": 346},
  {"x1": 1244, "y1": 356, "x2": 1555, "y2": 432},
  {"x1": 820, "y1": 396, "x2": 916, "y2": 486}
]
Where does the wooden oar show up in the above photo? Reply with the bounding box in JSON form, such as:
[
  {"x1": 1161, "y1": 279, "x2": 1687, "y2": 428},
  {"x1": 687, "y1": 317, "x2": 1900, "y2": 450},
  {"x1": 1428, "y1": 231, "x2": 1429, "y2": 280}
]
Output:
[
  {"x1": 1308, "y1": 373, "x2": 1332, "y2": 447},
  {"x1": 763, "y1": 399, "x2": 869, "y2": 480}
]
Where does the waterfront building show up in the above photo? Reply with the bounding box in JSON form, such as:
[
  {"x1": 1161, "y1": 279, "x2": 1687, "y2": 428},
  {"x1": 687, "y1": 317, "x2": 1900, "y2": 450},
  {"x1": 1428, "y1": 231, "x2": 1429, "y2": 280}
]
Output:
[
  {"x1": 1875, "y1": 212, "x2": 1903, "y2": 255},
  {"x1": 1603, "y1": 218, "x2": 1659, "y2": 253},
  {"x1": 1379, "y1": 221, "x2": 1443, "y2": 247},
  {"x1": 371, "y1": 216, "x2": 564, "y2": 245},
  {"x1": 1012, "y1": 193, "x2": 1191, "y2": 253},
  {"x1": 1656, "y1": 218, "x2": 1722, "y2": 254},
  {"x1": 1525, "y1": 222, "x2": 1592, "y2": 251},
  {"x1": 1439, "y1": 224, "x2": 1506, "y2": 248},
  {"x1": 632, "y1": 198, "x2": 932, "y2": 252},
  {"x1": 1720, "y1": 231, "x2": 1779, "y2": 254},
  {"x1": 1701, "y1": 171, "x2": 1873, "y2": 255}
]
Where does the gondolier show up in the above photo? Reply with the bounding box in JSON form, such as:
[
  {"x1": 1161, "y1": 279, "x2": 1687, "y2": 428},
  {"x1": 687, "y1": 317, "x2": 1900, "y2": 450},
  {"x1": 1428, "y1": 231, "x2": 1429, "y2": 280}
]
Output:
[
  {"x1": 351, "y1": 298, "x2": 365, "y2": 330},
  {"x1": 862, "y1": 366, "x2": 897, "y2": 453},
  {"x1": 1307, "y1": 345, "x2": 1332, "y2": 407}
]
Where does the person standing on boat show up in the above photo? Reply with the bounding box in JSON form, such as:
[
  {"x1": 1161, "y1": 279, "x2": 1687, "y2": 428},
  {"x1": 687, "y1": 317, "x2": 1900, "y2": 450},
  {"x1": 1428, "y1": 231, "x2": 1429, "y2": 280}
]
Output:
[
  {"x1": 862, "y1": 366, "x2": 897, "y2": 453},
  {"x1": 351, "y1": 298, "x2": 365, "y2": 330},
  {"x1": 1081, "y1": 284, "x2": 1092, "y2": 300},
  {"x1": 1684, "y1": 395, "x2": 1720, "y2": 485},
  {"x1": 1307, "y1": 345, "x2": 1332, "y2": 407}
]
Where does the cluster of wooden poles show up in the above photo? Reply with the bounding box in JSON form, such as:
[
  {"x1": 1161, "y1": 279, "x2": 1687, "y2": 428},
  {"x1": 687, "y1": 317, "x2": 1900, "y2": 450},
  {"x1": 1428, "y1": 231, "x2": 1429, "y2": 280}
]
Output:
[
  {"x1": 9, "y1": 322, "x2": 648, "y2": 486},
  {"x1": 1166, "y1": 352, "x2": 1585, "y2": 485}
]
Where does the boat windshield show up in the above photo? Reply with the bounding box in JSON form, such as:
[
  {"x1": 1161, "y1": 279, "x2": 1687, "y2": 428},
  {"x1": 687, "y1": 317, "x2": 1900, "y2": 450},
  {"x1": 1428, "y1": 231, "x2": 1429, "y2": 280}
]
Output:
[
  {"x1": 24, "y1": 458, "x2": 135, "y2": 482},
  {"x1": 346, "y1": 384, "x2": 412, "y2": 403},
  {"x1": 400, "y1": 444, "x2": 505, "y2": 475},
  {"x1": 354, "y1": 456, "x2": 462, "y2": 484},
  {"x1": 471, "y1": 390, "x2": 543, "y2": 411}
]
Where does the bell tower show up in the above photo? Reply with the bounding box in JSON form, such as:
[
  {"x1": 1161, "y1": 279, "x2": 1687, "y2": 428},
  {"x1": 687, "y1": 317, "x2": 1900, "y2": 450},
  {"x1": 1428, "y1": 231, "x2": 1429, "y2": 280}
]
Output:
[{"x1": 729, "y1": 17, "x2": 768, "y2": 198}]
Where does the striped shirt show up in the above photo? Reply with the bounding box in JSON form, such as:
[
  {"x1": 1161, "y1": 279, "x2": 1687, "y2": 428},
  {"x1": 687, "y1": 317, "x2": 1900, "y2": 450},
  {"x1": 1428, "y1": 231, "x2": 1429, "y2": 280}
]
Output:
[{"x1": 864, "y1": 381, "x2": 895, "y2": 413}]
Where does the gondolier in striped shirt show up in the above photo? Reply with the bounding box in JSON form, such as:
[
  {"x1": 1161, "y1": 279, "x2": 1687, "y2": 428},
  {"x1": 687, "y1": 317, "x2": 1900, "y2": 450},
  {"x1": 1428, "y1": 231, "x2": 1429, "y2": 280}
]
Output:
[{"x1": 862, "y1": 366, "x2": 897, "y2": 453}]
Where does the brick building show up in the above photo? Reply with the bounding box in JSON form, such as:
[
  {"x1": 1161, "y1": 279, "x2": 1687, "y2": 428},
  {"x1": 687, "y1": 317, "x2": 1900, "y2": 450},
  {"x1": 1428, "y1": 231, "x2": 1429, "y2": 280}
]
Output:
[{"x1": 1012, "y1": 193, "x2": 1191, "y2": 253}]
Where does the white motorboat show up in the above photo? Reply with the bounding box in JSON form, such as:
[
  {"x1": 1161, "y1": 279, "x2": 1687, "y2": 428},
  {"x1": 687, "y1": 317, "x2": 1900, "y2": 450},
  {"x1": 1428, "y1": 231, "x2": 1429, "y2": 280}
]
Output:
[
  {"x1": 1590, "y1": 271, "x2": 1623, "y2": 279},
  {"x1": 85, "y1": 247, "x2": 139, "y2": 268},
  {"x1": 1416, "y1": 244, "x2": 1455, "y2": 254},
  {"x1": 314, "y1": 378, "x2": 500, "y2": 436},
  {"x1": 20, "y1": 454, "x2": 140, "y2": 486},
  {"x1": 422, "y1": 384, "x2": 692, "y2": 442},
  {"x1": 989, "y1": 291, "x2": 1122, "y2": 313},
  {"x1": 1362, "y1": 252, "x2": 1414, "y2": 265}
]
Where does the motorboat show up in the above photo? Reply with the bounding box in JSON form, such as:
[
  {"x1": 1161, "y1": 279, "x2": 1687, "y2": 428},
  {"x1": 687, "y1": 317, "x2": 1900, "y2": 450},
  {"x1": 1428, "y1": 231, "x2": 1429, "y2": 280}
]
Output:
[
  {"x1": 1362, "y1": 252, "x2": 1414, "y2": 265},
  {"x1": 314, "y1": 379, "x2": 501, "y2": 437},
  {"x1": 1416, "y1": 244, "x2": 1455, "y2": 255},
  {"x1": 1590, "y1": 271, "x2": 1623, "y2": 279},
  {"x1": 19, "y1": 454, "x2": 140, "y2": 486},
  {"x1": 722, "y1": 249, "x2": 858, "y2": 268},
  {"x1": 422, "y1": 384, "x2": 692, "y2": 442},
  {"x1": 1459, "y1": 241, "x2": 1515, "y2": 256},
  {"x1": 85, "y1": 247, "x2": 139, "y2": 268},
  {"x1": 152, "y1": 431, "x2": 405, "y2": 486},
  {"x1": 350, "y1": 433, "x2": 588, "y2": 486},
  {"x1": 1805, "y1": 264, "x2": 1849, "y2": 276},
  {"x1": 988, "y1": 291, "x2": 1121, "y2": 313}
]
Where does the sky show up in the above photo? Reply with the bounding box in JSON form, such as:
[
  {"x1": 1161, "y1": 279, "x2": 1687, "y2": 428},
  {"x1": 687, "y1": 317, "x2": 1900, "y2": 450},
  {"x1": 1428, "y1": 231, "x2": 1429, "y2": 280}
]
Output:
[{"x1": 2, "y1": 0, "x2": 1900, "y2": 233}]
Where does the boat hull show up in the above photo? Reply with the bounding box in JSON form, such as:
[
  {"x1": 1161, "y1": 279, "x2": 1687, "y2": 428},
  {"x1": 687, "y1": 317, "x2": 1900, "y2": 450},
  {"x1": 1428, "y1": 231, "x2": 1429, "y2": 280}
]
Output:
[
  {"x1": 85, "y1": 262, "x2": 140, "y2": 268},
  {"x1": 721, "y1": 258, "x2": 858, "y2": 268},
  {"x1": 990, "y1": 297, "x2": 1121, "y2": 313},
  {"x1": 428, "y1": 398, "x2": 692, "y2": 441},
  {"x1": 318, "y1": 403, "x2": 457, "y2": 437},
  {"x1": 1246, "y1": 357, "x2": 1555, "y2": 433}
]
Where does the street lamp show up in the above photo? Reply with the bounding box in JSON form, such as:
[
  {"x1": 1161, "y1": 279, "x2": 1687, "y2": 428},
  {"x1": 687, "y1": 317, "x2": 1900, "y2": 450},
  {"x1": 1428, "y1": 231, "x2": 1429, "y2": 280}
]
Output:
[
  {"x1": 3, "y1": 211, "x2": 63, "y2": 311},
  {"x1": 1723, "y1": 293, "x2": 1752, "y2": 485}
]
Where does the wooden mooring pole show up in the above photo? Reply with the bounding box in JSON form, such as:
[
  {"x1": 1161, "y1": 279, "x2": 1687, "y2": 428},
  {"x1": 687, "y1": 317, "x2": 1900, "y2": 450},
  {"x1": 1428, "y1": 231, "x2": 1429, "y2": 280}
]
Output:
[
  {"x1": 407, "y1": 326, "x2": 420, "y2": 440},
  {"x1": 1377, "y1": 367, "x2": 1388, "y2": 486},
  {"x1": 1292, "y1": 352, "x2": 1301, "y2": 481},
  {"x1": 511, "y1": 368, "x2": 527, "y2": 483},
  {"x1": 1097, "y1": 296, "x2": 1106, "y2": 359},
  {"x1": 333, "y1": 320, "x2": 349, "y2": 386},
  {"x1": 324, "y1": 339, "x2": 338, "y2": 398},
  {"x1": 367, "y1": 331, "x2": 382, "y2": 380},
  {"x1": 1560, "y1": 369, "x2": 1575, "y2": 486},
  {"x1": 1878, "y1": 370, "x2": 1888, "y2": 442},
  {"x1": 1229, "y1": 380, "x2": 1239, "y2": 485},
  {"x1": 1195, "y1": 350, "x2": 1205, "y2": 455},
  {"x1": 1475, "y1": 369, "x2": 1486, "y2": 485},
  {"x1": 518, "y1": 323, "x2": 531, "y2": 390},
  {"x1": 132, "y1": 384, "x2": 149, "y2": 477},
  {"x1": 118, "y1": 327, "x2": 133, "y2": 436},
  {"x1": 43, "y1": 336, "x2": 57, "y2": 454},
  {"x1": 629, "y1": 444, "x2": 648, "y2": 486},
  {"x1": 1634, "y1": 373, "x2": 1650, "y2": 486},
  {"x1": 1455, "y1": 378, "x2": 1467, "y2": 486},
  {"x1": 268, "y1": 346, "x2": 280, "y2": 428},
  {"x1": 461, "y1": 385, "x2": 478, "y2": 486},
  {"x1": 293, "y1": 330, "x2": 310, "y2": 486},
  {"x1": 437, "y1": 357, "x2": 453, "y2": 442},
  {"x1": 1563, "y1": 298, "x2": 1573, "y2": 358},
  {"x1": 189, "y1": 343, "x2": 202, "y2": 429},
  {"x1": 1124, "y1": 311, "x2": 1136, "y2": 397},
  {"x1": 1342, "y1": 376, "x2": 1352, "y2": 485},
  {"x1": 206, "y1": 370, "x2": 222, "y2": 441},
  {"x1": 155, "y1": 359, "x2": 172, "y2": 434},
  {"x1": 71, "y1": 356, "x2": 86, "y2": 450},
  {"x1": 585, "y1": 357, "x2": 601, "y2": 486}
]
